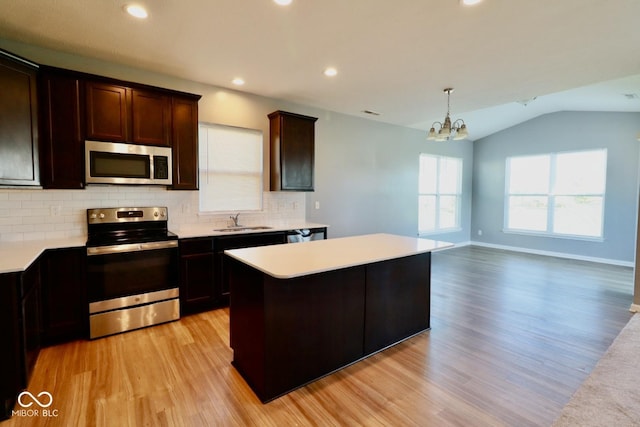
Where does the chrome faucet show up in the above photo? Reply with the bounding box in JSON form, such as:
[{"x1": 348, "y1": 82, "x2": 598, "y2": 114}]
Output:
[{"x1": 230, "y1": 213, "x2": 241, "y2": 227}]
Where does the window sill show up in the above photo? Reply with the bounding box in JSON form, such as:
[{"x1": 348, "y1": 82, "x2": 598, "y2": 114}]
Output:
[
  {"x1": 419, "y1": 227, "x2": 462, "y2": 237},
  {"x1": 502, "y1": 229, "x2": 604, "y2": 242}
]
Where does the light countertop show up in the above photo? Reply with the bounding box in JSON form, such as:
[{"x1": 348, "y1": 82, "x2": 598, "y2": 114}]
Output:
[
  {"x1": 225, "y1": 233, "x2": 454, "y2": 279},
  {"x1": 0, "y1": 222, "x2": 328, "y2": 274},
  {"x1": 0, "y1": 237, "x2": 87, "y2": 274},
  {"x1": 174, "y1": 221, "x2": 328, "y2": 239}
]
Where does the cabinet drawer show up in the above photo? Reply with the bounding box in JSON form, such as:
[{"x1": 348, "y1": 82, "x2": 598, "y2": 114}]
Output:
[
  {"x1": 214, "y1": 232, "x2": 286, "y2": 251},
  {"x1": 180, "y1": 238, "x2": 214, "y2": 255}
]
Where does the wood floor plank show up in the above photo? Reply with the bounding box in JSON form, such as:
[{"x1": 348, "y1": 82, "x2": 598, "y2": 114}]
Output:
[{"x1": 5, "y1": 246, "x2": 633, "y2": 426}]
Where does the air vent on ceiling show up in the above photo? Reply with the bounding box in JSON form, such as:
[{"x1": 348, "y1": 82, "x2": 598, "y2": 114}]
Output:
[
  {"x1": 362, "y1": 110, "x2": 382, "y2": 116},
  {"x1": 623, "y1": 93, "x2": 639, "y2": 100}
]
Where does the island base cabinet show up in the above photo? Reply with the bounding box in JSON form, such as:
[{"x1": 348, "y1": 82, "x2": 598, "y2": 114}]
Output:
[
  {"x1": 263, "y1": 267, "x2": 365, "y2": 400},
  {"x1": 229, "y1": 252, "x2": 431, "y2": 403},
  {"x1": 364, "y1": 254, "x2": 430, "y2": 354}
]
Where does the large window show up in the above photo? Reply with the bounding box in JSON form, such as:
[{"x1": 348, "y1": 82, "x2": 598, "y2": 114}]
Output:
[
  {"x1": 418, "y1": 154, "x2": 462, "y2": 233},
  {"x1": 505, "y1": 149, "x2": 607, "y2": 238},
  {"x1": 198, "y1": 123, "x2": 263, "y2": 212}
]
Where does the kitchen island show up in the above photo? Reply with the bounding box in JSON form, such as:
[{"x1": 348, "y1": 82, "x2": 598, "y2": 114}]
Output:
[{"x1": 225, "y1": 233, "x2": 453, "y2": 402}]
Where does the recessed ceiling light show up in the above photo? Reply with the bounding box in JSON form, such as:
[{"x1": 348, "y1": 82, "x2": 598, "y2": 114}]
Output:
[
  {"x1": 124, "y1": 4, "x2": 148, "y2": 19},
  {"x1": 232, "y1": 77, "x2": 245, "y2": 86},
  {"x1": 323, "y1": 67, "x2": 338, "y2": 77},
  {"x1": 274, "y1": 0, "x2": 292, "y2": 5},
  {"x1": 460, "y1": 0, "x2": 483, "y2": 6}
]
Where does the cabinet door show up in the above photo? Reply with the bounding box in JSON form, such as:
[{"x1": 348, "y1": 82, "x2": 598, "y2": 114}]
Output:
[
  {"x1": 171, "y1": 96, "x2": 199, "y2": 190},
  {"x1": 0, "y1": 53, "x2": 39, "y2": 186},
  {"x1": 180, "y1": 238, "x2": 215, "y2": 314},
  {"x1": 131, "y1": 89, "x2": 171, "y2": 146},
  {"x1": 269, "y1": 111, "x2": 317, "y2": 191},
  {"x1": 41, "y1": 248, "x2": 87, "y2": 345},
  {"x1": 215, "y1": 232, "x2": 287, "y2": 303},
  {"x1": 85, "y1": 81, "x2": 129, "y2": 141},
  {"x1": 39, "y1": 70, "x2": 85, "y2": 189},
  {"x1": 0, "y1": 273, "x2": 22, "y2": 421},
  {"x1": 21, "y1": 261, "x2": 41, "y2": 386}
]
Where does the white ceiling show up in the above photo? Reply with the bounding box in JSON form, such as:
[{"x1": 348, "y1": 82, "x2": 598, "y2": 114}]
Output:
[{"x1": 1, "y1": 0, "x2": 639, "y2": 140}]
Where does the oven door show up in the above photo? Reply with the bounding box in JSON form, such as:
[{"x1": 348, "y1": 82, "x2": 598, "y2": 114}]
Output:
[{"x1": 86, "y1": 241, "x2": 179, "y2": 304}]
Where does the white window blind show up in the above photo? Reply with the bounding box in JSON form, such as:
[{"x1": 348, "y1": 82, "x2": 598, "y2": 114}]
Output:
[{"x1": 198, "y1": 123, "x2": 263, "y2": 212}]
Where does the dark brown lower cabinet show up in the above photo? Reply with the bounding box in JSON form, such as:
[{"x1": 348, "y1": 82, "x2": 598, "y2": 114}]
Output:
[
  {"x1": 40, "y1": 247, "x2": 87, "y2": 345},
  {"x1": 179, "y1": 232, "x2": 287, "y2": 315},
  {"x1": 0, "y1": 273, "x2": 22, "y2": 421},
  {"x1": 0, "y1": 246, "x2": 88, "y2": 421},
  {"x1": 228, "y1": 253, "x2": 431, "y2": 402},
  {"x1": 179, "y1": 238, "x2": 216, "y2": 314},
  {"x1": 20, "y1": 261, "x2": 42, "y2": 389},
  {"x1": 214, "y1": 232, "x2": 287, "y2": 306}
]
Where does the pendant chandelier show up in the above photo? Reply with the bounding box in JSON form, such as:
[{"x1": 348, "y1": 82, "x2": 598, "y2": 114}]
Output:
[{"x1": 427, "y1": 88, "x2": 469, "y2": 141}]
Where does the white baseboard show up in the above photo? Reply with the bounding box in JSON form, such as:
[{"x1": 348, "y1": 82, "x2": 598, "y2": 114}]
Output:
[{"x1": 468, "y1": 240, "x2": 634, "y2": 267}]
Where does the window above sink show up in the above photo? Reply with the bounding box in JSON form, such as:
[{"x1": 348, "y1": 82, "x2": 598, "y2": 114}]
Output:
[{"x1": 198, "y1": 123, "x2": 263, "y2": 213}]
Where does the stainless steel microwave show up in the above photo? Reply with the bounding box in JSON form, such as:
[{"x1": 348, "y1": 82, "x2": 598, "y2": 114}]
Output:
[{"x1": 85, "y1": 140, "x2": 173, "y2": 185}]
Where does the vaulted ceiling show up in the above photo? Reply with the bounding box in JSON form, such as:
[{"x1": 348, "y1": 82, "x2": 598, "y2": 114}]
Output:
[{"x1": 1, "y1": 0, "x2": 639, "y2": 139}]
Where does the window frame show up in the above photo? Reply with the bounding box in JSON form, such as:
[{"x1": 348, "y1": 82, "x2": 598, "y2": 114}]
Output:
[
  {"x1": 418, "y1": 154, "x2": 463, "y2": 235},
  {"x1": 504, "y1": 149, "x2": 607, "y2": 241}
]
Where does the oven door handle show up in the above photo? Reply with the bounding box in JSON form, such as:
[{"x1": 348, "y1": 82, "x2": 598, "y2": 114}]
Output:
[{"x1": 87, "y1": 240, "x2": 178, "y2": 256}]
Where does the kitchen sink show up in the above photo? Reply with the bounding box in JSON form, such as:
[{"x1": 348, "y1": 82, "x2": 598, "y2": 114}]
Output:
[{"x1": 213, "y1": 226, "x2": 273, "y2": 232}]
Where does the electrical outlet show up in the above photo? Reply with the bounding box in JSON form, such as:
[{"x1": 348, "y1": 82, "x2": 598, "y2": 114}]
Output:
[
  {"x1": 478, "y1": 229, "x2": 483, "y2": 236},
  {"x1": 50, "y1": 205, "x2": 61, "y2": 216},
  {"x1": 315, "y1": 201, "x2": 320, "y2": 210}
]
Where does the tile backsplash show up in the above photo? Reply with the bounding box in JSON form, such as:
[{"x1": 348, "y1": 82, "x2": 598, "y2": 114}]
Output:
[{"x1": 0, "y1": 187, "x2": 305, "y2": 242}]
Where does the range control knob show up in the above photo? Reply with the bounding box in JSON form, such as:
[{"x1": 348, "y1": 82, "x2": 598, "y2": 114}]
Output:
[
  {"x1": 99, "y1": 213, "x2": 105, "y2": 219},
  {"x1": 90, "y1": 213, "x2": 97, "y2": 220},
  {"x1": 154, "y1": 211, "x2": 159, "y2": 218}
]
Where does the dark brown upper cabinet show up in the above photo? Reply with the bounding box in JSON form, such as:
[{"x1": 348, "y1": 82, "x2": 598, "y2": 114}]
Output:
[
  {"x1": 171, "y1": 96, "x2": 199, "y2": 190},
  {"x1": 85, "y1": 83, "x2": 172, "y2": 146},
  {"x1": 0, "y1": 51, "x2": 40, "y2": 186},
  {"x1": 0, "y1": 48, "x2": 201, "y2": 190},
  {"x1": 131, "y1": 89, "x2": 171, "y2": 146},
  {"x1": 268, "y1": 110, "x2": 317, "y2": 191},
  {"x1": 85, "y1": 81, "x2": 129, "y2": 142},
  {"x1": 39, "y1": 67, "x2": 84, "y2": 189}
]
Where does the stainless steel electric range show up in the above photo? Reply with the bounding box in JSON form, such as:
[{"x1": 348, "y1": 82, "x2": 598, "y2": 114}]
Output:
[{"x1": 85, "y1": 207, "x2": 179, "y2": 339}]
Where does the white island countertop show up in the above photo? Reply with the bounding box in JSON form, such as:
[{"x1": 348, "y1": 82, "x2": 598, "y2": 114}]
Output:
[{"x1": 225, "y1": 233, "x2": 454, "y2": 279}]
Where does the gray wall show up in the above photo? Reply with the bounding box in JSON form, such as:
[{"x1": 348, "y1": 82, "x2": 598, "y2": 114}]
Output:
[
  {"x1": 306, "y1": 112, "x2": 474, "y2": 241},
  {"x1": 472, "y1": 111, "x2": 640, "y2": 264}
]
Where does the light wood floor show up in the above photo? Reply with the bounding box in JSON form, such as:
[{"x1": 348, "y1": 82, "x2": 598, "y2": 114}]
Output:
[{"x1": 7, "y1": 246, "x2": 634, "y2": 426}]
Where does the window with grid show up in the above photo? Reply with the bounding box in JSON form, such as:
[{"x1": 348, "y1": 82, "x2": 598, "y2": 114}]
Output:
[
  {"x1": 418, "y1": 154, "x2": 462, "y2": 233},
  {"x1": 505, "y1": 149, "x2": 607, "y2": 238}
]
